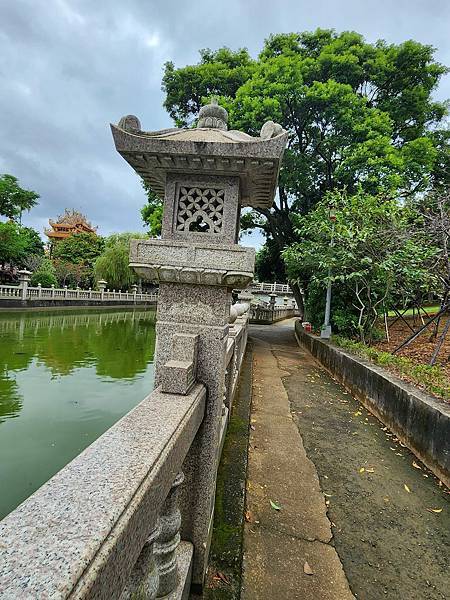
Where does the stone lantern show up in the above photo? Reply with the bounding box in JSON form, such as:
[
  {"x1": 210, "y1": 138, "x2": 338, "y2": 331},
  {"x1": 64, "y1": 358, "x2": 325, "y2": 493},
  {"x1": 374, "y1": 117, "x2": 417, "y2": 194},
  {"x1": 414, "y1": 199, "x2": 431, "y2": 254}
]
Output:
[
  {"x1": 111, "y1": 101, "x2": 287, "y2": 585},
  {"x1": 18, "y1": 269, "x2": 32, "y2": 300},
  {"x1": 269, "y1": 292, "x2": 277, "y2": 311}
]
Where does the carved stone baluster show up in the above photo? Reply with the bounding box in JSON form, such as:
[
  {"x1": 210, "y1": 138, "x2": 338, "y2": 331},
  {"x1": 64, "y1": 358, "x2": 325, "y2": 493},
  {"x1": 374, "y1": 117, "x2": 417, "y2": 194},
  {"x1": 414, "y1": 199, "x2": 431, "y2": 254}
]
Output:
[
  {"x1": 155, "y1": 472, "x2": 184, "y2": 597},
  {"x1": 121, "y1": 525, "x2": 160, "y2": 600}
]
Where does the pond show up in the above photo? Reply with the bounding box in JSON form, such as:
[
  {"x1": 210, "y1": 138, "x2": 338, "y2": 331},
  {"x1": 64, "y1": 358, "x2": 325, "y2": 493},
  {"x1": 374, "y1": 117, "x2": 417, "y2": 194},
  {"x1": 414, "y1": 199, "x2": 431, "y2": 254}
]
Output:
[{"x1": 0, "y1": 308, "x2": 156, "y2": 520}]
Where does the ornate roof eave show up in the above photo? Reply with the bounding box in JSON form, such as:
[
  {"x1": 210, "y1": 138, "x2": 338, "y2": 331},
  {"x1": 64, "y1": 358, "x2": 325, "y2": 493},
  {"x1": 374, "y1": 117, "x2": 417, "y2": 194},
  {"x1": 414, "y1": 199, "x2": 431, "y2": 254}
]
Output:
[{"x1": 110, "y1": 123, "x2": 288, "y2": 209}]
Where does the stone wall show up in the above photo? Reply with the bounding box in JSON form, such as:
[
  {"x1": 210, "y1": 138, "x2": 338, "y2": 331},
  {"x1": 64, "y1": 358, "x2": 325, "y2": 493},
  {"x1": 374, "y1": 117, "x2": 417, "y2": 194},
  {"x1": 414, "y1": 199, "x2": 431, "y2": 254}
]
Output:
[{"x1": 295, "y1": 321, "x2": 450, "y2": 487}]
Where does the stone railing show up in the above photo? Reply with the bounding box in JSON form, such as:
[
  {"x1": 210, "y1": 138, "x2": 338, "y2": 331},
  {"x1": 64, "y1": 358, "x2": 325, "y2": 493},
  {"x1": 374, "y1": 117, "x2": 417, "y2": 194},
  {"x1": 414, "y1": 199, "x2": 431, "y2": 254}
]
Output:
[
  {"x1": 0, "y1": 283, "x2": 157, "y2": 303},
  {"x1": 0, "y1": 305, "x2": 250, "y2": 599},
  {"x1": 250, "y1": 304, "x2": 295, "y2": 324},
  {"x1": 249, "y1": 281, "x2": 292, "y2": 294},
  {"x1": 0, "y1": 310, "x2": 155, "y2": 334}
]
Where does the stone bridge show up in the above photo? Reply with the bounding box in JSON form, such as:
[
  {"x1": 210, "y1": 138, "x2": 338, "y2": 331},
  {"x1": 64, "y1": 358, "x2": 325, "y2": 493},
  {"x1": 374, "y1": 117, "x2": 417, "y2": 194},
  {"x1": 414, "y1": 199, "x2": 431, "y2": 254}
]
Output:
[
  {"x1": 1, "y1": 101, "x2": 446, "y2": 600},
  {"x1": 0, "y1": 102, "x2": 290, "y2": 598}
]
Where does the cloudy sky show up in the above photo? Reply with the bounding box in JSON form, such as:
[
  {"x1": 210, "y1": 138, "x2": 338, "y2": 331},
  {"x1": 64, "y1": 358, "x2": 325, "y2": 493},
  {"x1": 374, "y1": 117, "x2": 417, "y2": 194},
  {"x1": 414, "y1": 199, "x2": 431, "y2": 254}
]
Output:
[{"x1": 1, "y1": 0, "x2": 449, "y2": 248}]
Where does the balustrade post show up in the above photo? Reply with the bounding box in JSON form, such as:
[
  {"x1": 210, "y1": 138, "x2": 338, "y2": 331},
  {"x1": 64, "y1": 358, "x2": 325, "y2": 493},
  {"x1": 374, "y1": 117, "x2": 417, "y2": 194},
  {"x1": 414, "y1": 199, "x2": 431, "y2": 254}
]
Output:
[
  {"x1": 88, "y1": 287, "x2": 92, "y2": 299},
  {"x1": 98, "y1": 280, "x2": 107, "y2": 301},
  {"x1": 154, "y1": 472, "x2": 184, "y2": 597},
  {"x1": 122, "y1": 525, "x2": 160, "y2": 600},
  {"x1": 51, "y1": 284, "x2": 55, "y2": 299},
  {"x1": 64, "y1": 285, "x2": 68, "y2": 298},
  {"x1": 37, "y1": 283, "x2": 42, "y2": 299}
]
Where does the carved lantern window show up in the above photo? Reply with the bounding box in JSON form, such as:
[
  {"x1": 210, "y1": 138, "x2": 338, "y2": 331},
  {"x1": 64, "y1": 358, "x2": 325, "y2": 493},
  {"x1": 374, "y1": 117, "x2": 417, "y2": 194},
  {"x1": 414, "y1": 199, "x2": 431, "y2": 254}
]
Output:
[{"x1": 176, "y1": 187, "x2": 225, "y2": 234}]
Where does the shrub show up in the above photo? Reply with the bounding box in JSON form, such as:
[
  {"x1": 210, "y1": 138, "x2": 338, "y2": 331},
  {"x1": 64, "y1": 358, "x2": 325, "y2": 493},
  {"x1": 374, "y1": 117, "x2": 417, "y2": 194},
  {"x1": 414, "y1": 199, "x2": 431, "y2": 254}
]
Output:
[{"x1": 30, "y1": 258, "x2": 57, "y2": 288}]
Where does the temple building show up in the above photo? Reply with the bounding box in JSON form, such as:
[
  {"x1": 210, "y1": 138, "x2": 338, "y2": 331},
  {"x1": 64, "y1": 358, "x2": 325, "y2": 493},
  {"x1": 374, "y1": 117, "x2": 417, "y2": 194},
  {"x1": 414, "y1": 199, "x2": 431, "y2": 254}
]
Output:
[{"x1": 45, "y1": 209, "x2": 97, "y2": 252}]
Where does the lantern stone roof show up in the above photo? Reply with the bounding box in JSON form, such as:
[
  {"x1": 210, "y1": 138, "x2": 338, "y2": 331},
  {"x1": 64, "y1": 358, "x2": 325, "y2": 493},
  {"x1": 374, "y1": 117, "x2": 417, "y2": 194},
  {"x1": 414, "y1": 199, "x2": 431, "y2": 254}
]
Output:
[{"x1": 110, "y1": 103, "x2": 288, "y2": 209}]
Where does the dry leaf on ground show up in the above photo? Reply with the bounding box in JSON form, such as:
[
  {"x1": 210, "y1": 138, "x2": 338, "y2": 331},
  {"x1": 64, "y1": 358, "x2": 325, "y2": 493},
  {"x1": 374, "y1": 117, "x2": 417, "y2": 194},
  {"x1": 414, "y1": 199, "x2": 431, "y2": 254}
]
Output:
[
  {"x1": 269, "y1": 499, "x2": 282, "y2": 511},
  {"x1": 303, "y1": 562, "x2": 314, "y2": 575},
  {"x1": 404, "y1": 484, "x2": 411, "y2": 493}
]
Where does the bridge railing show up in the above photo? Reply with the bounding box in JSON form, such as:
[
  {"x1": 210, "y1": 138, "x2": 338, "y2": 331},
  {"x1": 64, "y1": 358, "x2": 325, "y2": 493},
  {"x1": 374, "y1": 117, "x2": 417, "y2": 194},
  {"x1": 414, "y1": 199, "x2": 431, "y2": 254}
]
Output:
[
  {"x1": 250, "y1": 304, "x2": 295, "y2": 324},
  {"x1": 0, "y1": 307, "x2": 250, "y2": 599},
  {"x1": 250, "y1": 281, "x2": 292, "y2": 294},
  {"x1": 0, "y1": 283, "x2": 157, "y2": 303}
]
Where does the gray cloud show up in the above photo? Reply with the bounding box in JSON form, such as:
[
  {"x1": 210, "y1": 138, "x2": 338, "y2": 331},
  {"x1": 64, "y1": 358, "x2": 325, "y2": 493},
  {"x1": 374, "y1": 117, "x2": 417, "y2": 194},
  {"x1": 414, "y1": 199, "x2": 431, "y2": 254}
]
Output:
[{"x1": 0, "y1": 0, "x2": 449, "y2": 245}]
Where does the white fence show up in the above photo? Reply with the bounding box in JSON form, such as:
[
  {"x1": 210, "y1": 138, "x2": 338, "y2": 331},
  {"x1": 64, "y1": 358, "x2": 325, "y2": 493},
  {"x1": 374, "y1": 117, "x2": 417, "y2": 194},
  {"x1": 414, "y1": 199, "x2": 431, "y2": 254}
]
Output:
[
  {"x1": 0, "y1": 284, "x2": 157, "y2": 303},
  {"x1": 250, "y1": 281, "x2": 292, "y2": 294}
]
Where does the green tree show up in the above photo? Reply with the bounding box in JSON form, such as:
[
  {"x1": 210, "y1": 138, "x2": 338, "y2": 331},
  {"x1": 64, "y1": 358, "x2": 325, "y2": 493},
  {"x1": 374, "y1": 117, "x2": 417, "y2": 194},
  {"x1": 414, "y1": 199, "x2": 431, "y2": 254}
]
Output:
[
  {"x1": 0, "y1": 223, "x2": 44, "y2": 279},
  {"x1": 94, "y1": 232, "x2": 148, "y2": 290},
  {"x1": 20, "y1": 227, "x2": 44, "y2": 260},
  {"x1": 141, "y1": 183, "x2": 163, "y2": 237},
  {"x1": 162, "y1": 30, "x2": 449, "y2": 312},
  {"x1": 52, "y1": 232, "x2": 104, "y2": 266},
  {"x1": 255, "y1": 237, "x2": 287, "y2": 282},
  {"x1": 0, "y1": 222, "x2": 27, "y2": 269},
  {"x1": 30, "y1": 258, "x2": 57, "y2": 288},
  {"x1": 52, "y1": 232, "x2": 104, "y2": 287},
  {"x1": 0, "y1": 174, "x2": 39, "y2": 221},
  {"x1": 283, "y1": 189, "x2": 439, "y2": 342}
]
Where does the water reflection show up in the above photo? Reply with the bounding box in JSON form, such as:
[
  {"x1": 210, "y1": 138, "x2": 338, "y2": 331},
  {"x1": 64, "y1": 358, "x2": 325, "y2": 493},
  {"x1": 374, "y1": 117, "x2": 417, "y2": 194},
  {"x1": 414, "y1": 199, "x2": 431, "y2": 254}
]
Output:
[{"x1": 0, "y1": 308, "x2": 156, "y2": 519}]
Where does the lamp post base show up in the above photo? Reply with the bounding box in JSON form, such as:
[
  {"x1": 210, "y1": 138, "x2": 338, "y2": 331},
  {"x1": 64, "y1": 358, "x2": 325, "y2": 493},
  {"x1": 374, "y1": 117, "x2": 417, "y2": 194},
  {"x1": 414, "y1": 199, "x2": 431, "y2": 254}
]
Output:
[{"x1": 320, "y1": 325, "x2": 332, "y2": 339}]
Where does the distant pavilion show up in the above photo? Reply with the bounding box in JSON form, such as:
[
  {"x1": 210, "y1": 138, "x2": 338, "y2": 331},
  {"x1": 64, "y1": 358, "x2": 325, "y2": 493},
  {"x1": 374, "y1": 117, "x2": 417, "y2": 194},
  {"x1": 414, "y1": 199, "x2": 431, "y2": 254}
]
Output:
[{"x1": 45, "y1": 209, "x2": 97, "y2": 253}]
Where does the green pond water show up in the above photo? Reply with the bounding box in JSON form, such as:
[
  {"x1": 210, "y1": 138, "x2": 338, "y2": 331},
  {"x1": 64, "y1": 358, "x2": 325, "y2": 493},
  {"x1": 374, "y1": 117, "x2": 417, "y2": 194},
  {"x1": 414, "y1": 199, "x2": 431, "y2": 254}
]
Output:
[{"x1": 0, "y1": 308, "x2": 156, "y2": 520}]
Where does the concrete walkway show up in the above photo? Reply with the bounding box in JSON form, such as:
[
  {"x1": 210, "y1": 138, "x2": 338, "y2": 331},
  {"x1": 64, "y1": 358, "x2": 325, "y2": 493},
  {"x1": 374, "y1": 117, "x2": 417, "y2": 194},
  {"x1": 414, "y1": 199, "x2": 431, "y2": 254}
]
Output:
[
  {"x1": 242, "y1": 321, "x2": 353, "y2": 600},
  {"x1": 242, "y1": 320, "x2": 449, "y2": 600}
]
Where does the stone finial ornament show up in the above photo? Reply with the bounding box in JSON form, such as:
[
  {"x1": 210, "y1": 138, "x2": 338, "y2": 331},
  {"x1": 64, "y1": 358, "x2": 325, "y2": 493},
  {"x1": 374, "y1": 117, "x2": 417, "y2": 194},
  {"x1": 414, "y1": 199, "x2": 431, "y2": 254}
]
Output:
[
  {"x1": 197, "y1": 99, "x2": 228, "y2": 130},
  {"x1": 260, "y1": 120, "x2": 284, "y2": 140},
  {"x1": 118, "y1": 114, "x2": 141, "y2": 133}
]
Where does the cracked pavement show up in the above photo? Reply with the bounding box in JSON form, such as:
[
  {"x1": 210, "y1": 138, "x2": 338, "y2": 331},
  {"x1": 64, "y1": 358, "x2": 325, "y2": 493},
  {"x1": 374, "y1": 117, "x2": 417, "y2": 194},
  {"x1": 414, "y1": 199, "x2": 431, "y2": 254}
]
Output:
[{"x1": 241, "y1": 322, "x2": 353, "y2": 600}]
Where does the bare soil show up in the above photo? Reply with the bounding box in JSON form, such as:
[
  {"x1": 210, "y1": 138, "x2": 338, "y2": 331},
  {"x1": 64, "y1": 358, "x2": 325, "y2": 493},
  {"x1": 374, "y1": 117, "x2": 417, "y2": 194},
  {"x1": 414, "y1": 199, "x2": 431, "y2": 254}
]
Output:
[{"x1": 377, "y1": 312, "x2": 450, "y2": 363}]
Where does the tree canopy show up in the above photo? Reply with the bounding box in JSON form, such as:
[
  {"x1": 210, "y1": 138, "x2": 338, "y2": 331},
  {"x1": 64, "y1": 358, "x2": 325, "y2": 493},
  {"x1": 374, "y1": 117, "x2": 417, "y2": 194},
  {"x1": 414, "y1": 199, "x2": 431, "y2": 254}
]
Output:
[
  {"x1": 52, "y1": 232, "x2": 105, "y2": 267},
  {"x1": 0, "y1": 222, "x2": 44, "y2": 272},
  {"x1": 283, "y1": 189, "x2": 439, "y2": 341},
  {"x1": 159, "y1": 29, "x2": 449, "y2": 310},
  {"x1": 0, "y1": 174, "x2": 39, "y2": 221},
  {"x1": 94, "y1": 232, "x2": 148, "y2": 290}
]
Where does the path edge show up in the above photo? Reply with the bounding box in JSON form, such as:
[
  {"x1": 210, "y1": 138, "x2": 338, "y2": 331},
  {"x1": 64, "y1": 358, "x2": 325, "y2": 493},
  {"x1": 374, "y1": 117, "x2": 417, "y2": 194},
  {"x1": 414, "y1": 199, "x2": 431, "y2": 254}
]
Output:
[{"x1": 295, "y1": 321, "x2": 450, "y2": 488}]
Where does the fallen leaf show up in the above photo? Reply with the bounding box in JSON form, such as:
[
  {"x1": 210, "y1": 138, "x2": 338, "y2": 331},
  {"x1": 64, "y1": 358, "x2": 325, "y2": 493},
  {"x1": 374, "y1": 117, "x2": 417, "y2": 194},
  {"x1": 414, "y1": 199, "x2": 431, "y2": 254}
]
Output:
[
  {"x1": 404, "y1": 484, "x2": 411, "y2": 493},
  {"x1": 359, "y1": 467, "x2": 365, "y2": 473},
  {"x1": 366, "y1": 468, "x2": 375, "y2": 473},
  {"x1": 412, "y1": 461, "x2": 422, "y2": 470},
  {"x1": 354, "y1": 411, "x2": 362, "y2": 416},
  {"x1": 217, "y1": 571, "x2": 230, "y2": 585},
  {"x1": 270, "y1": 500, "x2": 282, "y2": 511},
  {"x1": 426, "y1": 508, "x2": 443, "y2": 514},
  {"x1": 245, "y1": 510, "x2": 252, "y2": 522},
  {"x1": 250, "y1": 425, "x2": 255, "y2": 431},
  {"x1": 323, "y1": 493, "x2": 333, "y2": 498},
  {"x1": 303, "y1": 562, "x2": 314, "y2": 575}
]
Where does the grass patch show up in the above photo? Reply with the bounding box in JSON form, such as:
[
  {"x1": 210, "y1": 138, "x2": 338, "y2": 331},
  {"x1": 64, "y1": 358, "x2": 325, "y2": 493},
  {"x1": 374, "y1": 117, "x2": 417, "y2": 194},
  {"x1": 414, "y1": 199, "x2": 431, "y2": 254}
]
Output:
[
  {"x1": 386, "y1": 305, "x2": 440, "y2": 317},
  {"x1": 333, "y1": 335, "x2": 450, "y2": 401}
]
